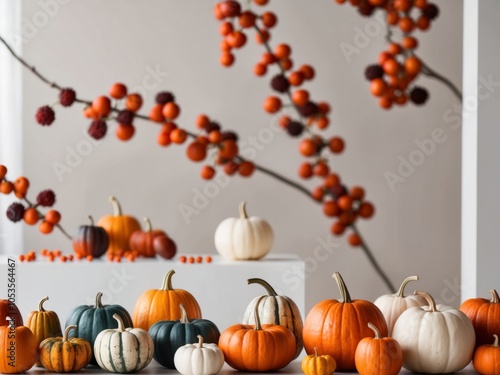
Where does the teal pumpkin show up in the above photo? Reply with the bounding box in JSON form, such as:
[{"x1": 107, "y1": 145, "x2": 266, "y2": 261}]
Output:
[
  {"x1": 65, "y1": 292, "x2": 133, "y2": 366},
  {"x1": 149, "y1": 304, "x2": 220, "y2": 369}
]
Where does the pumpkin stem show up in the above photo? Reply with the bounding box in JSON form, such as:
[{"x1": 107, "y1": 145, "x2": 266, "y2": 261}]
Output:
[
  {"x1": 332, "y1": 272, "x2": 352, "y2": 303},
  {"x1": 367, "y1": 322, "x2": 381, "y2": 339},
  {"x1": 396, "y1": 276, "x2": 419, "y2": 298},
  {"x1": 95, "y1": 292, "x2": 104, "y2": 309},
  {"x1": 197, "y1": 335, "x2": 204, "y2": 349},
  {"x1": 239, "y1": 201, "x2": 248, "y2": 219},
  {"x1": 247, "y1": 278, "x2": 278, "y2": 297},
  {"x1": 109, "y1": 196, "x2": 123, "y2": 216},
  {"x1": 38, "y1": 296, "x2": 49, "y2": 312},
  {"x1": 63, "y1": 325, "x2": 76, "y2": 342},
  {"x1": 414, "y1": 291, "x2": 437, "y2": 312},
  {"x1": 253, "y1": 296, "x2": 266, "y2": 331},
  {"x1": 88, "y1": 215, "x2": 94, "y2": 226},
  {"x1": 160, "y1": 270, "x2": 175, "y2": 290},
  {"x1": 313, "y1": 348, "x2": 318, "y2": 358},
  {"x1": 143, "y1": 217, "x2": 152, "y2": 232},
  {"x1": 113, "y1": 313, "x2": 125, "y2": 332},
  {"x1": 179, "y1": 304, "x2": 190, "y2": 323},
  {"x1": 490, "y1": 290, "x2": 500, "y2": 303},
  {"x1": 493, "y1": 334, "x2": 499, "y2": 348}
]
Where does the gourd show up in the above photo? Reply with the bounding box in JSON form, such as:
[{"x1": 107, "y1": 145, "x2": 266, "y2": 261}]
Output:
[
  {"x1": 473, "y1": 334, "x2": 500, "y2": 375},
  {"x1": 149, "y1": 304, "x2": 220, "y2": 369},
  {"x1": 392, "y1": 291, "x2": 476, "y2": 373},
  {"x1": 94, "y1": 314, "x2": 154, "y2": 373},
  {"x1": 25, "y1": 296, "x2": 63, "y2": 366},
  {"x1": 373, "y1": 275, "x2": 427, "y2": 335},
  {"x1": 132, "y1": 270, "x2": 202, "y2": 330},
  {"x1": 0, "y1": 300, "x2": 22, "y2": 326},
  {"x1": 242, "y1": 277, "x2": 303, "y2": 358},
  {"x1": 302, "y1": 272, "x2": 388, "y2": 371},
  {"x1": 301, "y1": 348, "x2": 336, "y2": 375},
  {"x1": 97, "y1": 196, "x2": 141, "y2": 255},
  {"x1": 65, "y1": 292, "x2": 133, "y2": 366},
  {"x1": 354, "y1": 322, "x2": 403, "y2": 375},
  {"x1": 174, "y1": 335, "x2": 225, "y2": 375},
  {"x1": 39, "y1": 325, "x2": 92, "y2": 372},
  {"x1": 460, "y1": 289, "x2": 500, "y2": 347},
  {"x1": 214, "y1": 201, "x2": 273, "y2": 260},
  {"x1": 129, "y1": 217, "x2": 166, "y2": 258},
  {"x1": 154, "y1": 234, "x2": 177, "y2": 259},
  {"x1": 0, "y1": 317, "x2": 37, "y2": 373},
  {"x1": 218, "y1": 296, "x2": 296, "y2": 372},
  {"x1": 72, "y1": 215, "x2": 109, "y2": 258}
]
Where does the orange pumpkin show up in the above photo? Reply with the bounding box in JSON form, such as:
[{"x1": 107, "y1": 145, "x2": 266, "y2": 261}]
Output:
[
  {"x1": 473, "y1": 334, "x2": 500, "y2": 375},
  {"x1": 97, "y1": 196, "x2": 141, "y2": 255},
  {"x1": 219, "y1": 296, "x2": 296, "y2": 372},
  {"x1": 460, "y1": 289, "x2": 500, "y2": 347},
  {"x1": 303, "y1": 272, "x2": 388, "y2": 371},
  {"x1": 355, "y1": 322, "x2": 403, "y2": 375},
  {"x1": 0, "y1": 300, "x2": 22, "y2": 327},
  {"x1": 129, "y1": 218, "x2": 166, "y2": 257},
  {"x1": 132, "y1": 270, "x2": 202, "y2": 330},
  {"x1": 0, "y1": 317, "x2": 38, "y2": 373}
]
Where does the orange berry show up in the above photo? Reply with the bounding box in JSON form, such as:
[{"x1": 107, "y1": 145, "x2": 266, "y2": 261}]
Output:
[
  {"x1": 288, "y1": 71, "x2": 304, "y2": 86},
  {"x1": 116, "y1": 124, "x2": 135, "y2": 141},
  {"x1": 291, "y1": 89, "x2": 309, "y2": 106},
  {"x1": 313, "y1": 162, "x2": 329, "y2": 177},
  {"x1": 388, "y1": 43, "x2": 402, "y2": 55},
  {"x1": 201, "y1": 166, "x2": 216, "y2": 180},
  {"x1": 39, "y1": 221, "x2": 54, "y2": 234},
  {"x1": 395, "y1": 94, "x2": 408, "y2": 106},
  {"x1": 370, "y1": 78, "x2": 387, "y2": 97},
  {"x1": 197, "y1": 135, "x2": 210, "y2": 145},
  {"x1": 196, "y1": 256, "x2": 203, "y2": 263},
  {"x1": 220, "y1": 52, "x2": 235, "y2": 67},
  {"x1": 318, "y1": 102, "x2": 331, "y2": 114},
  {"x1": 358, "y1": 202, "x2": 375, "y2": 218},
  {"x1": 188, "y1": 257, "x2": 195, "y2": 264},
  {"x1": 323, "y1": 200, "x2": 340, "y2": 217},
  {"x1": 349, "y1": 186, "x2": 365, "y2": 200},
  {"x1": 399, "y1": 17, "x2": 415, "y2": 33},
  {"x1": 125, "y1": 93, "x2": 143, "y2": 112},
  {"x1": 254, "y1": 0, "x2": 269, "y2": 4},
  {"x1": 170, "y1": 128, "x2": 187, "y2": 144},
  {"x1": 196, "y1": 114, "x2": 210, "y2": 129},
  {"x1": 0, "y1": 181, "x2": 14, "y2": 194},
  {"x1": 86, "y1": 255, "x2": 94, "y2": 262},
  {"x1": 53, "y1": 249, "x2": 62, "y2": 256},
  {"x1": 328, "y1": 137, "x2": 345, "y2": 153},
  {"x1": 186, "y1": 141, "x2": 207, "y2": 162},
  {"x1": 219, "y1": 21, "x2": 234, "y2": 36},
  {"x1": 19, "y1": 255, "x2": 25, "y2": 262},
  {"x1": 14, "y1": 190, "x2": 25, "y2": 199},
  {"x1": 338, "y1": 196, "x2": 353, "y2": 211},
  {"x1": 274, "y1": 44, "x2": 291, "y2": 59},
  {"x1": 60, "y1": 256, "x2": 68, "y2": 262},
  {"x1": 300, "y1": 65, "x2": 315, "y2": 80},
  {"x1": 298, "y1": 163, "x2": 313, "y2": 179},
  {"x1": 261, "y1": 52, "x2": 276, "y2": 65},
  {"x1": 279, "y1": 115, "x2": 291, "y2": 129},
  {"x1": 378, "y1": 51, "x2": 393, "y2": 65},
  {"x1": 179, "y1": 256, "x2": 187, "y2": 263},
  {"x1": 416, "y1": 16, "x2": 430, "y2": 30},
  {"x1": 405, "y1": 56, "x2": 422, "y2": 75},
  {"x1": 239, "y1": 11, "x2": 256, "y2": 28},
  {"x1": 414, "y1": 0, "x2": 427, "y2": 8},
  {"x1": 261, "y1": 12, "x2": 277, "y2": 28},
  {"x1": 41, "y1": 249, "x2": 48, "y2": 256},
  {"x1": 14, "y1": 177, "x2": 29, "y2": 194},
  {"x1": 208, "y1": 131, "x2": 223, "y2": 144},
  {"x1": 92, "y1": 96, "x2": 111, "y2": 117},
  {"x1": 324, "y1": 173, "x2": 341, "y2": 188},
  {"x1": 394, "y1": 0, "x2": 412, "y2": 12},
  {"x1": 114, "y1": 256, "x2": 122, "y2": 263},
  {"x1": 83, "y1": 106, "x2": 99, "y2": 119},
  {"x1": 157, "y1": 131, "x2": 171, "y2": 147},
  {"x1": 299, "y1": 139, "x2": 317, "y2": 157},
  {"x1": 220, "y1": 40, "x2": 232, "y2": 52},
  {"x1": 47, "y1": 254, "x2": 55, "y2": 262},
  {"x1": 339, "y1": 211, "x2": 357, "y2": 225},
  {"x1": 387, "y1": 12, "x2": 399, "y2": 25},
  {"x1": 383, "y1": 59, "x2": 400, "y2": 76},
  {"x1": 0, "y1": 165, "x2": 7, "y2": 179},
  {"x1": 263, "y1": 96, "x2": 282, "y2": 113},
  {"x1": 402, "y1": 36, "x2": 418, "y2": 50},
  {"x1": 163, "y1": 122, "x2": 178, "y2": 134},
  {"x1": 109, "y1": 83, "x2": 127, "y2": 99},
  {"x1": 311, "y1": 187, "x2": 325, "y2": 202},
  {"x1": 238, "y1": 161, "x2": 255, "y2": 177},
  {"x1": 149, "y1": 104, "x2": 165, "y2": 123},
  {"x1": 219, "y1": 140, "x2": 239, "y2": 159},
  {"x1": 227, "y1": 31, "x2": 247, "y2": 48},
  {"x1": 316, "y1": 117, "x2": 330, "y2": 130},
  {"x1": 379, "y1": 97, "x2": 393, "y2": 109},
  {"x1": 331, "y1": 222, "x2": 346, "y2": 235},
  {"x1": 68, "y1": 255, "x2": 74, "y2": 261},
  {"x1": 255, "y1": 29, "x2": 270, "y2": 44},
  {"x1": 280, "y1": 58, "x2": 293, "y2": 71},
  {"x1": 213, "y1": 3, "x2": 224, "y2": 19},
  {"x1": 45, "y1": 210, "x2": 61, "y2": 225},
  {"x1": 348, "y1": 233, "x2": 362, "y2": 247},
  {"x1": 205, "y1": 256, "x2": 213, "y2": 263},
  {"x1": 254, "y1": 63, "x2": 267, "y2": 76},
  {"x1": 162, "y1": 102, "x2": 181, "y2": 120}
]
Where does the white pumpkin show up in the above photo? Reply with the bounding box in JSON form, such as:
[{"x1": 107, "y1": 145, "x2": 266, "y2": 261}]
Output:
[
  {"x1": 374, "y1": 275, "x2": 427, "y2": 336},
  {"x1": 214, "y1": 201, "x2": 273, "y2": 260},
  {"x1": 392, "y1": 291, "x2": 476, "y2": 374},
  {"x1": 174, "y1": 335, "x2": 224, "y2": 375},
  {"x1": 242, "y1": 278, "x2": 303, "y2": 358},
  {"x1": 94, "y1": 313, "x2": 154, "y2": 373}
]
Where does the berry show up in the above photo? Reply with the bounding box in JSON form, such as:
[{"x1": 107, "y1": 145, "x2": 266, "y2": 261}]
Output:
[
  {"x1": 358, "y1": 3, "x2": 375, "y2": 16},
  {"x1": 300, "y1": 65, "x2": 315, "y2": 80},
  {"x1": 23, "y1": 207, "x2": 39, "y2": 225},
  {"x1": 0, "y1": 181, "x2": 14, "y2": 194},
  {"x1": 45, "y1": 210, "x2": 61, "y2": 225},
  {"x1": 125, "y1": 93, "x2": 143, "y2": 112},
  {"x1": 196, "y1": 114, "x2": 211, "y2": 129},
  {"x1": 331, "y1": 221, "x2": 346, "y2": 235},
  {"x1": 331, "y1": 184, "x2": 348, "y2": 199},
  {"x1": 358, "y1": 202, "x2": 375, "y2": 218},
  {"x1": 6, "y1": 203, "x2": 25, "y2": 222},
  {"x1": 298, "y1": 163, "x2": 313, "y2": 179},
  {"x1": 298, "y1": 101, "x2": 319, "y2": 117},
  {"x1": 224, "y1": 161, "x2": 239, "y2": 175},
  {"x1": 261, "y1": 12, "x2": 277, "y2": 28},
  {"x1": 219, "y1": 0, "x2": 241, "y2": 18},
  {"x1": 39, "y1": 221, "x2": 54, "y2": 234},
  {"x1": 274, "y1": 44, "x2": 291, "y2": 59},
  {"x1": 14, "y1": 177, "x2": 30, "y2": 194},
  {"x1": 186, "y1": 142, "x2": 207, "y2": 162},
  {"x1": 116, "y1": 109, "x2": 135, "y2": 125},
  {"x1": 410, "y1": 87, "x2": 429, "y2": 105},
  {"x1": 162, "y1": 102, "x2": 181, "y2": 120},
  {"x1": 88, "y1": 119, "x2": 108, "y2": 140},
  {"x1": 348, "y1": 233, "x2": 362, "y2": 246},
  {"x1": 0, "y1": 165, "x2": 6, "y2": 179},
  {"x1": 239, "y1": 11, "x2": 257, "y2": 28},
  {"x1": 299, "y1": 139, "x2": 318, "y2": 157},
  {"x1": 270, "y1": 74, "x2": 290, "y2": 93},
  {"x1": 109, "y1": 83, "x2": 127, "y2": 99},
  {"x1": 422, "y1": 4, "x2": 439, "y2": 20},
  {"x1": 59, "y1": 88, "x2": 76, "y2": 107},
  {"x1": 116, "y1": 124, "x2": 135, "y2": 141},
  {"x1": 220, "y1": 51, "x2": 235, "y2": 66},
  {"x1": 37, "y1": 189, "x2": 56, "y2": 207},
  {"x1": 170, "y1": 129, "x2": 187, "y2": 144},
  {"x1": 36, "y1": 106, "x2": 55, "y2": 126},
  {"x1": 204, "y1": 122, "x2": 221, "y2": 134},
  {"x1": 292, "y1": 89, "x2": 309, "y2": 106},
  {"x1": 238, "y1": 161, "x2": 255, "y2": 177},
  {"x1": 219, "y1": 140, "x2": 238, "y2": 159},
  {"x1": 201, "y1": 165, "x2": 216, "y2": 180},
  {"x1": 328, "y1": 137, "x2": 345, "y2": 153},
  {"x1": 287, "y1": 121, "x2": 304, "y2": 137},
  {"x1": 155, "y1": 91, "x2": 175, "y2": 105},
  {"x1": 92, "y1": 96, "x2": 111, "y2": 117},
  {"x1": 263, "y1": 96, "x2": 282, "y2": 113}
]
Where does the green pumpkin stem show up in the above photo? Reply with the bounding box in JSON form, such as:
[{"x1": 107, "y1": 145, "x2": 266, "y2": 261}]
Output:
[
  {"x1": 38, "y1": 296, "x2": 49, "y2": 312},
  {"x1": 333, "y1": 272, "x2": 352, "y2": 303},
  {"x1": 396, "y1": 276, "x2": 419, "y2": 298},
  {"x1": 144, "y1": 218, "x2": 152, "y2": 232},
  {"x1": 313, "y1": 347, "x2": 318, "y2": 357},
  {"x1": 414, "y1": 291, "x2": 437, "y2": 312},
  {"x1": 63, "y1": 325, "x2": 76, "y2": 342},
  {"x1": 88, "y1": 215, "x2": 94, "y2": 226},
  {"x1": 253, "y1": 296, "x2": 265, "y2": 331},
  {"x1": 367, "y1": 322, "x2": 381, "y2": 339},
  {"x1": 95, "y1": 292, "x2": 104, "y2": 308},
  {"x1": 493, "y1": 334, "x2": 499, "y2": 348},
  {"x1": 490, "y1": 290, "x2": 500, "y2": 303},
  {"x1": 239, "y1": 201, "x2": 248, "y2": 219},
  {"x1": 113, "y1": 313, "x2": 125, "y2": 332},
  {"x1": 179, "y1": 304, "x2": 190, "y2": 323},
  {"x1": 197, "y1": 335, "x2": 204, "y2": 349},
  {"x1": 109, "y1": 196, "x2": 123, "y2": 216},
  {"x1": 247, "y1": 278, "x2": 278, "y2": 297},
  {"x1": 161, "y1": 270, "x2": 175, "y2": 290}
]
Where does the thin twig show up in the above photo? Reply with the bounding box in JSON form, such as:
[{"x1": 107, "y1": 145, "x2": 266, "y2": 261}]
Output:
[{"x1": 420, "y1": 60, "x2": 462, "y2": 101}]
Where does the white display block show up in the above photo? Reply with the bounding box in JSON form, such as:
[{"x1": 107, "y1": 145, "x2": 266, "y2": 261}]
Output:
[{"x1": 0, "y1": 254, "x2": 304, "y2": 330}]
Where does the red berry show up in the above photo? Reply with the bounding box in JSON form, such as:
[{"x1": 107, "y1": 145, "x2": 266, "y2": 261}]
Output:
[
  {"x1": 6, "y1": 203, "x2": 25, "y2": 222},
  {"x1": 36, "y1": 106, "x2": 55, "y2": 126},
  {"x1": 37, "y1": 189, "x2": 56, "y2": 207},
  {"x1": 88, "y1": 120, "x2": 108, "y2": 140},
  {"x1": 59, "y1": 88, "x2": 76, "y2": 107},
  {"x1": 156, "y1": 92, "x2": 175, "y2": 105}
]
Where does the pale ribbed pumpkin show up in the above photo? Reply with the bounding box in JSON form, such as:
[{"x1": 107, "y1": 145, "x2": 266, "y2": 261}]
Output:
[
  {"x1": 174, "y1": 335, "x2": 225, "y2": 375},
  {"x1": 242, "y1": 278, "x2": 303, "y2": 358}
]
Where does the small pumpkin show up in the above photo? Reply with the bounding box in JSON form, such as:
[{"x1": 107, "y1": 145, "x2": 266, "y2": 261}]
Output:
[
  {"x1": 94, "y1": 314, "x2": 154, "y2": 373},
  {"x1": 0, "y1": 317, "x2": 38, "y2": 373},
  {"x1": 354, "y1": 322, "x2": 403, "y2": 375},
  {"x1": 65, "y1": 292, "x2": 133, "y2": 366},
  {"x1": 149, "y1": 304, "x2": 220, "y2": 369},
  {"x1": 72, "y1": 215, "x2": 109, "y2": 258},
  {"x1": 39, "y1": 325, "x2": 92, "y2": 372},
  {"x1": 97, "y1": 196, "x2": 141, "y2": 255},
  {"x1": 473, "y1": 334, "x2": 500, "y2": 375},
  {"x1": 26, "y1": 296, "x2": 63, "y2": 366},
  {"x1": 218, "y1": 296, "x2": 296, "y2": 372},
  {"x1": 302, "y1": 272, "x2": 388, "y2": 371},
  {"x1": 460, "y1": 289, "x2": 500, "y2": 347},
  {"x1": 214, "y1": 201, "x2": 273, "y2": 260},
  {"x1": 129, "y1": 217, "x2": 166, "y2": 258},
  {"x1": 132, "y1": 269, "x2": 202, "y2": 330},
  {"x1": 174, "y1": 335, "x2": 225, "y2": 375},
  {"x1": 0, "y1": 300, "x2": 22, "y2": 327},
  {"x1": 242, "y1": 277, "x2": 303, "y2": 358},
  {"x1": 301, "y1": 348, "x2": 336, "y2": 375},
  {"x1": 392, "y1": 291, "x2": 475, "y2": 373},
  {"x1": 154, "y1": 234, "x2": 177, "y2": 259}
]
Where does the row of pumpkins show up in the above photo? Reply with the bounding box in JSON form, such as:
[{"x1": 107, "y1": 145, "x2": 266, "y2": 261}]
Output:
[{"x1": 1, "y1": 271, "x2": 500, "y2": 375}]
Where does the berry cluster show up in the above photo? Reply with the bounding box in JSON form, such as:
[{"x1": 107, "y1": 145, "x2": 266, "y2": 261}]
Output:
[
  {"x1": 336, "y1": 0, "x2": 439, "y2": 109},
  {"x1": 179, "y1": 255, "x2": 213, "y2": 264}
]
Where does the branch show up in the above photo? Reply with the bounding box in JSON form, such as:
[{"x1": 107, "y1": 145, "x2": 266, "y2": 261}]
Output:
[{"x1": 420, "y1": 60, "x2": 462, "y2": 101}]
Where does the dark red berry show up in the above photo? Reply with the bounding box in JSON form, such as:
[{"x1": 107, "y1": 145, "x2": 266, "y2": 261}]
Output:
[
  {"x1": 270, "y1": 74, "x2": 290, "y2": 93},
  {"x1": 410, "y1": 87, "x2": 429, "y2": 105},
  {"x1": 220, "y1": 0, "x2": 241, "y2": 18},
  {"x1": 221, "y1": 131, "x2": 239, "y2": 142},
  {"x1": 298, "y1": 101, "x2": 319, "y2": 117},
  {"x1": 88, "y1": 119, "x2": 108, "y2": 140},
  {"x1": 358, "y1": 3, "x2": 374, "y2": 16},
  {"x1": 287, "y1": 121, "x2": 304, "y2": 137},
  {"x1": 59, "y1": 88, "x2": 76, "y2": 107},
  {"x1": 205, "y1": 121, "x2": 221, "y2": 133},
  {"x1": 116, "y1": 109, "x2": 135, "y2": 125},
  {"x1": 331, "y1": 184, "x2": 348, "y2": 200},
  {"x1": 422, "y1": 4, "x2": 439, "y2": 20},
  {"x1": 37, "y1": 189, "x2": 56, "y2": 207},
  {"x1": 36, "y1": 106, "x2": 55, "y2": 126},
  {"x1": 6, "y1": 203, "x2": 25, "y2": 222},
  {"x1": 365, "y1": 65, "x2": 384, "y2": 80},
  {"x1": 155, "y1": 91, "x2": 175, "y2": 105}
]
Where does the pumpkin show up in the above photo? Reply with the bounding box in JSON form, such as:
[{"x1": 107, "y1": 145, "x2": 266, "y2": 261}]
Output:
[
  {"x1": 149, "y1": 304, "x2": 220, "y2": 369},
  {"x1": 132, "y1": 269, "x2": 202, "y2": 330},
  {"x1": 302, "y1": 272, "x2": 388, "y2": 371},
  {"x1": 473, "y1": 334, "x2": 500, "y2": 375},
  {"x1": 460, "y1": 289, "x2": 500, "y2": 347},
  {"x1": 174, "y1": 335, "x2": 225, "y2": 375},
  {"x1": 72, "y1": 215, "x2": 109, "y2": 258},
  {"x1": 392, "y1": 291, "x2": 476, "y2": 373},
  {"x1": 129, "y1": 217, "x2": 166, "y2": 258},
  {"x1": 301, "y1": 348, "x2": 336, "y2": 375},
  {"x1": 219, "y1": 296, "x2": 296, "y2": 372},
  {"x1": 214, "y1": 201, "x2": 273, "y2": 260},
  {"x1": 242, "y1": 277, "x2": 303, "y2": 358},
  {"x1": 373, "y1": 275, "x2": 427, "y2": 335},
  {"x1": 0, "y1": 317, "x2": 38, "y2": 373},
  {"x1": 0, "y1": 300, "x2": 22, "y2": 327},
  {"x1": 354, "y1": 322, "x2": 403, "y2": 375},
  {"x1": 97, "y1": 196, "x2": 141, "y2": 255},
  {"x1": 154, "y1": 234, "x2": 177, "y2": 259},
  {"x1": 26, "y1": 296, "x2": 63, "y2": 366},
  {"x1": 39, "y1": 325, "x2": 92, "y2": 372},
  {"x1": 65, "y1": 292, "x2": 133, "y2": 366}
]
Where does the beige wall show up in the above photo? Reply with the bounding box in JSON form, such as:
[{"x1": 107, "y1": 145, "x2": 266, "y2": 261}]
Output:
[{"x1": 16, "y1": 0, "x2": 462, "y2": 309}]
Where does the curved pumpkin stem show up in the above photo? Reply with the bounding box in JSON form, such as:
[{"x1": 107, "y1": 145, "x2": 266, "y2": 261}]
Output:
[
  {"x1": 247, "y1": 278, "x2": 278, "y2": 297},
  {"x1": 88, "y1": 215, "x2": 94, "y2": 226},
  {"x1": 253, "y1": 296, "x2": 266, "y2": 331},
  {"x1": 179, "y1": 304, "x2": 190, "y2": 323},
  {"x1": 63, "y1": 325, "x2": 76, "y2": 342},
  {"x1": 113, "y1": 313, "x2": 125, "y2": 332},
  {"x1": 332, "y1": 272, "x2": 352, "y2": 303},
  {"x1": 143, "y1": 217, "x2": 152, "y2": 232},
  {"x1": 396, "y1": 276, "x2": 419, "y2": 298},
  {"x1": 414, "y1": 291, "x2": 437, "y2": 312},
  {"x1": 492, "y1": 334, "x2": 499, "y2": 348},
  {"x1": 490, "y1": 290, "x2": 500, "y2": 303},
  {"x1": 197, "y1": 335, "x2": 204, "y2": 349},
  {"x1": 109, "y1": 196, "x2": 123, "y2": 216},
  {"x1": 313, "y1": 347, "x2": 318, "y2": 358},
  {"x1": 160, "y1": 270, "x2": 175, "y2": 291},
  {"x1": 38, "y1": 296, "x2": 49, "y2": 312},
  {"x1": 95, "y1": 292, "x2": 104, "y2": 309},
  {"x1": 367, "y1": 322, "x2": 381, "y2": 339},
  {"x1": 239, "y1": 201, "x2": 248, "y2": 219}
]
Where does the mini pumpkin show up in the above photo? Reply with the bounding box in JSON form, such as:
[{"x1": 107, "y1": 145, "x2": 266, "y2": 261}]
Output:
[
  {"x1": 214, "y1": 201, "x2": 273, "y2": 260},
  {"x1": 0, "y1": 317, "x2": 38, "y2": 374},
  {"x1": 473, "y1": 334, "x2": 500, "y2": 375},
  {"x1": 129, "y1": 217, "x2": 166, "y2": 257},
  {"x1": 301, "y1": 348, "x2": 336, "y2": 375},
  {"x1": 0, "y1": 300, "x2": 22, "y2": 327},
  {"x1": 72, "y1": 215, "x2": 109, "y2": 258},
  {"x1": 174, "y1": 335, "x2": 225, "y2": 375}
]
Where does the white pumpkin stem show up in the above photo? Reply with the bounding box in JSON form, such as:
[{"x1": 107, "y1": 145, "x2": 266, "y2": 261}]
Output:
[
  {"x1": 197, "y1": 335, "x2": 204, "y2": 349},
  {"x1": 143, "y1": 217, "x2": 152, "y2": 232},
  {"x1": 367, "y1": 322, "x2": 381, "y2": 339},
  {"x1": 396, "y1": 276, "x2": 419, "y2": 298},
  {"x1": 492, "y1": 334, "x2": 499, "y2": 348},
  {"x1": 332, "y1": 272, "x2": 352, "y2": 303},
  {"x1": 109, "y1": 196, "x2": 123, "y2": 216},
  {"x1": 414, "y1": 291, "x2": 437, "y2": 312},
  {"x1": 248, "y1": 278, "x2": 278, "y2": 297},
  {"x1": 239, "y1": 201, "x2": 248, "y2": 219},
  {"x1": 63, "y1": 325, "x2": 76, "y2": 342},
  {"x1": 88, "y1": 215, "x2": 95, "y2": 226},
  {"x1": 113, "y1": 313, "x2": 125, "y2": 332},
  {"x1": 160, "y1": 270, "x2": 175, "y2": 291},
  {"x1": 490, "y1": 290, "x2": 500, "y2": 303},
  {"x1": 253, "y1": 296, "x2": 266, "y2": 331},
  {"x1": 313, "y1": 348, "x2": 318, "y2": 358},
  {"x1": 179, "y1": 304, "x2": 190, "y2": 323},
  {"x1": 95, "y1": 292, "x2": 104, "y2": 308},
  {"x1": 38, "y1": 296, "x2": 49, "y2": 312}
]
